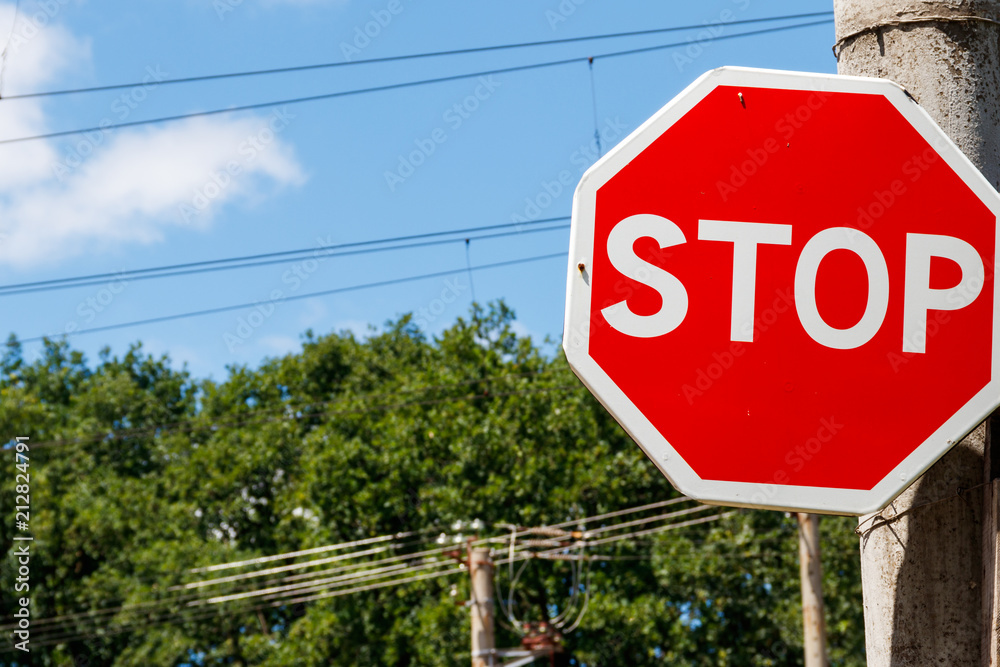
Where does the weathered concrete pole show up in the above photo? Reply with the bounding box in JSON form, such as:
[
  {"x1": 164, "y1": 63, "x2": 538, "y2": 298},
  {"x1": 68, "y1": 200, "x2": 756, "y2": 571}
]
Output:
[
  {"x1": 797, "y1": 513, "x2": 828, "y2": 667},
  {"x1": 470, "y1": 547, "x2": 496, "y2": 667},
  {"x1": 833, "y1": 1, "x2": 1000, "y2": 663}
]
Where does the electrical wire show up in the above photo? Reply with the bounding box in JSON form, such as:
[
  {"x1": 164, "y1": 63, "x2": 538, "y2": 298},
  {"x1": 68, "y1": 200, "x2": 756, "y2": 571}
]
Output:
[
  {"x1": 489, "y1": 500, "x2": 704, "y2": 630},
  {"x1": 474, "y1": 496, "x2": 693, "y2": 546},
  {"x1": 490, "y1": 508, "x2": 727, "y2": 632},
  {"x1": 190, "y1": 559, "x2": 457, "y2": 607},
  {"x1": 188, "y1": 503, "x2": 707, "y2": 597},
  {"x1": 236, "y1": 540, "x2": 450, "y2": 590},
  {"x1": 3, "y1": 223, "x2": 567, "y2": 297},
  {"x1": 0, "y1": 19, "x2": 833, "y2": 146},
  {"x1": 177, "y1": 544, "x2": 410, "y2": 589},
  {"x1": 581, "y1": 504, "x2": 713, "y2": 537},
  {"x1": 15, "y1": 251, "x2": 568, "y2": 345},
  {"x1": 12, "y1": 546, "x2": 456, "y2": 642},
  {"x1": 0, "y1": 217, "x2": 569, "y2": 297},
  {"x1": 548, "y1": 547, "x2": 582, "y2": 627},
  {"x1": 22, "y1": 568, "x2": 464, "y2": 650},
  {"x1": 62, "y1": 562, "x2": 464, "y2": 639},
  {"x1": 15, "y1": 506, "x2": 729, "y2": 648},
  {"x1": 12, "y1": 497, "x2": 719, "y2": 644},
  {"x1": 187, "y1": 532, "x2": 419, "y2": 573},
  {"x1": 561, "y1": 562, "x2": 592, "y2": 634},
  {"x1": 14, "y1": 499, "x2": 703, "y2": 638},
  {"x1": 1, "y1": 12, "x2": 833, "y2": 100},
  {"x1": 8, "y1": 500, "x2": 716, "y2": 645},
  {"x1": 16, "y1": 402, "x2": 703, "y2": 639},
  {"x1": 587, "y1": 58, "x2": 602, "y2": 159},
  {"x1": 23, "y1": 494, "x2": 677, "y2": 636},
  {"x1": 494, "y1": 510, "x2": 734, "y2": 565},
  {"x1": 8, "y1": 538, "x2": 454, "y2": 635},
  {"x1": 574, "y1": 511, "x2": 739, "y2": 549},
  {"x1": 23, "y1": 515, "x2": 759, "y2": 650},
  {"x1": 179, "y1": 542, "x2": 452, "y2": 590}
]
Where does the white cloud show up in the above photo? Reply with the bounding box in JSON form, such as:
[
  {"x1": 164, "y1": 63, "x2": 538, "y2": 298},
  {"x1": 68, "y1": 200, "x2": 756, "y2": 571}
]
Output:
[
  {"x1": 0, "y1": 2, "x2": 306, "y2": 268},
  {"x1": 0, "y1": 3, "x2": 91, "y2": 94}
]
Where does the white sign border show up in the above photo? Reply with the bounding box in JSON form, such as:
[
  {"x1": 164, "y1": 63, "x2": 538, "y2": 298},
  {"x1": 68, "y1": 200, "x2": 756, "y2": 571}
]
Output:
[{"x1": 563, "y1": 66, "x2": 1000, "y2": 516}]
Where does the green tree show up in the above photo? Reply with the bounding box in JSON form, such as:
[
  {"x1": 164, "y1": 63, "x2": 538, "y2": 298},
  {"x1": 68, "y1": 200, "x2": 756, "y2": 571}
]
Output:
[{"x1": 1, "y1": 303, "x2": 864, "y2": 666}]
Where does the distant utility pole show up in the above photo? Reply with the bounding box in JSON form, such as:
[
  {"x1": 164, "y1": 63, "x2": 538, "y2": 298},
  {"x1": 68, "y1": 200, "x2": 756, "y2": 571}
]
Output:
[
  {"x1": 834, "y1": 1, "x2": 1000, "y2": 664},
  {"x1": 796, "y1": 514, "x2": 827, "y2": 667},
  {"x1": 470, "y1": 546, "x2": 496, "y2": 667}
]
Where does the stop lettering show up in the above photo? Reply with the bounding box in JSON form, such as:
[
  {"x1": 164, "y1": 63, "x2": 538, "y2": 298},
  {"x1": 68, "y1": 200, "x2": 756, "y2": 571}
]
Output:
[{"x1": 602, "y1": 216, "x2": 985, "y2": 354}]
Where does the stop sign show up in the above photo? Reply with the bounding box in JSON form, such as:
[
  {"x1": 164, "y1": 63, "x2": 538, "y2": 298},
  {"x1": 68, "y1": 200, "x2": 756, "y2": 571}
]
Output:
[{"x1": 563, "y1": 67, "x2": 1000, "y2": 514}]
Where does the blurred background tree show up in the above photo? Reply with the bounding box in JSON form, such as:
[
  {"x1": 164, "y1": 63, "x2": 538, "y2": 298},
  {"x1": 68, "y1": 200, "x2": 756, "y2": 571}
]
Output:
[{"x1": 0, "y1": 303, "x2": 864, "y2": 666}]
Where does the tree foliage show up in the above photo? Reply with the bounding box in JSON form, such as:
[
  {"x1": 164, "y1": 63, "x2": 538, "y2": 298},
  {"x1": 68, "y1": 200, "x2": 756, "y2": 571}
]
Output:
[{"x1": 1, "y1": 304, "x2": 864, "y2": 665}]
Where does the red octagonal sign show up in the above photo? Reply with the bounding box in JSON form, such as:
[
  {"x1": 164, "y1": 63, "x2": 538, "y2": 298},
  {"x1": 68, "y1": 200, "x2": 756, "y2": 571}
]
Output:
[{"x1": 563, "y1": 67, "x2": 1000, "y2": 514}]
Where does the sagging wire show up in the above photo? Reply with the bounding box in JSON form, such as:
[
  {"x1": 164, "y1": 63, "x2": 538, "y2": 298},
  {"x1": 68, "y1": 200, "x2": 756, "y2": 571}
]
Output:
[
  {"x1": 562, "y1": 560, "x2": 593, "y2": 634},
  {"x1": 588, "y1": 57, "x2": 602, "y2": 158}
]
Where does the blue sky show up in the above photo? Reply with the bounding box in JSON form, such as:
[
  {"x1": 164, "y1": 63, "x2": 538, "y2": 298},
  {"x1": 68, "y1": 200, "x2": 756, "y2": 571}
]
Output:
[{"x1": 0, "y1": 0, "x2": 835, "y2": 380}]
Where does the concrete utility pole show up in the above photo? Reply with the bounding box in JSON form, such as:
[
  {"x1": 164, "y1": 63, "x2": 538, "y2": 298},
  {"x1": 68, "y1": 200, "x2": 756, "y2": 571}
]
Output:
[
  {"x1": 834, "y1": 1, "x2": 1000, "y2": 664},
  {"x1": 797, "y1": 514, "x2": 828, "y2": 667},
  {"x1": 470, "y1": 547, "x2": 496, "y2": 667}
]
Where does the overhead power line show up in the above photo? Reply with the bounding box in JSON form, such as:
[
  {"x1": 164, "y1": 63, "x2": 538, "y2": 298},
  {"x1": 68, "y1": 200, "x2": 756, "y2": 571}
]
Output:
[
  {"x1": 178, "y1": 544, "x2": 414, "y2": 589},
  {"x1": 0, "y1": 217, "x2": 569, "y2": 297},
  {"x1": 583, "y1": 511, "x2": 738, "y2": 547},
  {"x1": 29, "y1": 509, "x2": 734, "y2": 650},
  {"x1": 24, "y1": 568, "x2": 464, "y2": 650},
  {"x1": 190, "y1": 559, "x2": 458, "y2": 607},
  {"x1": 580, "y1": 505, "x2": 714, "y2": 537},
  {"x1": 496, "y1": 511, "x2": 737, "y2": 565},
  {"x1": 188, "y1": 532, "x2": 420, "y2": 574},
  {"x1": 1, "y1": 12, "x2": 834, "y2": 100},
  {"x1": 11, "y1": 537, "x2": 457, "y2": 635},
  {"x1": 0, "y1": 19, "x2": 832, "y2": 146},
  {"x1": 6, "y1": 498, "x2": 698, "y2": 632},
  {"x1": 185, "y1": 497, "x2": 701, "y2": 592},
  {"x1": 12, "y1": 499, "x2": 716, "y2": 644},
  {"x1": 177, "y1": 510, "x2": 733, "y2": 625},
  {"x1": 15, "y1": 251, "x2": 567, "y2": 345}
]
